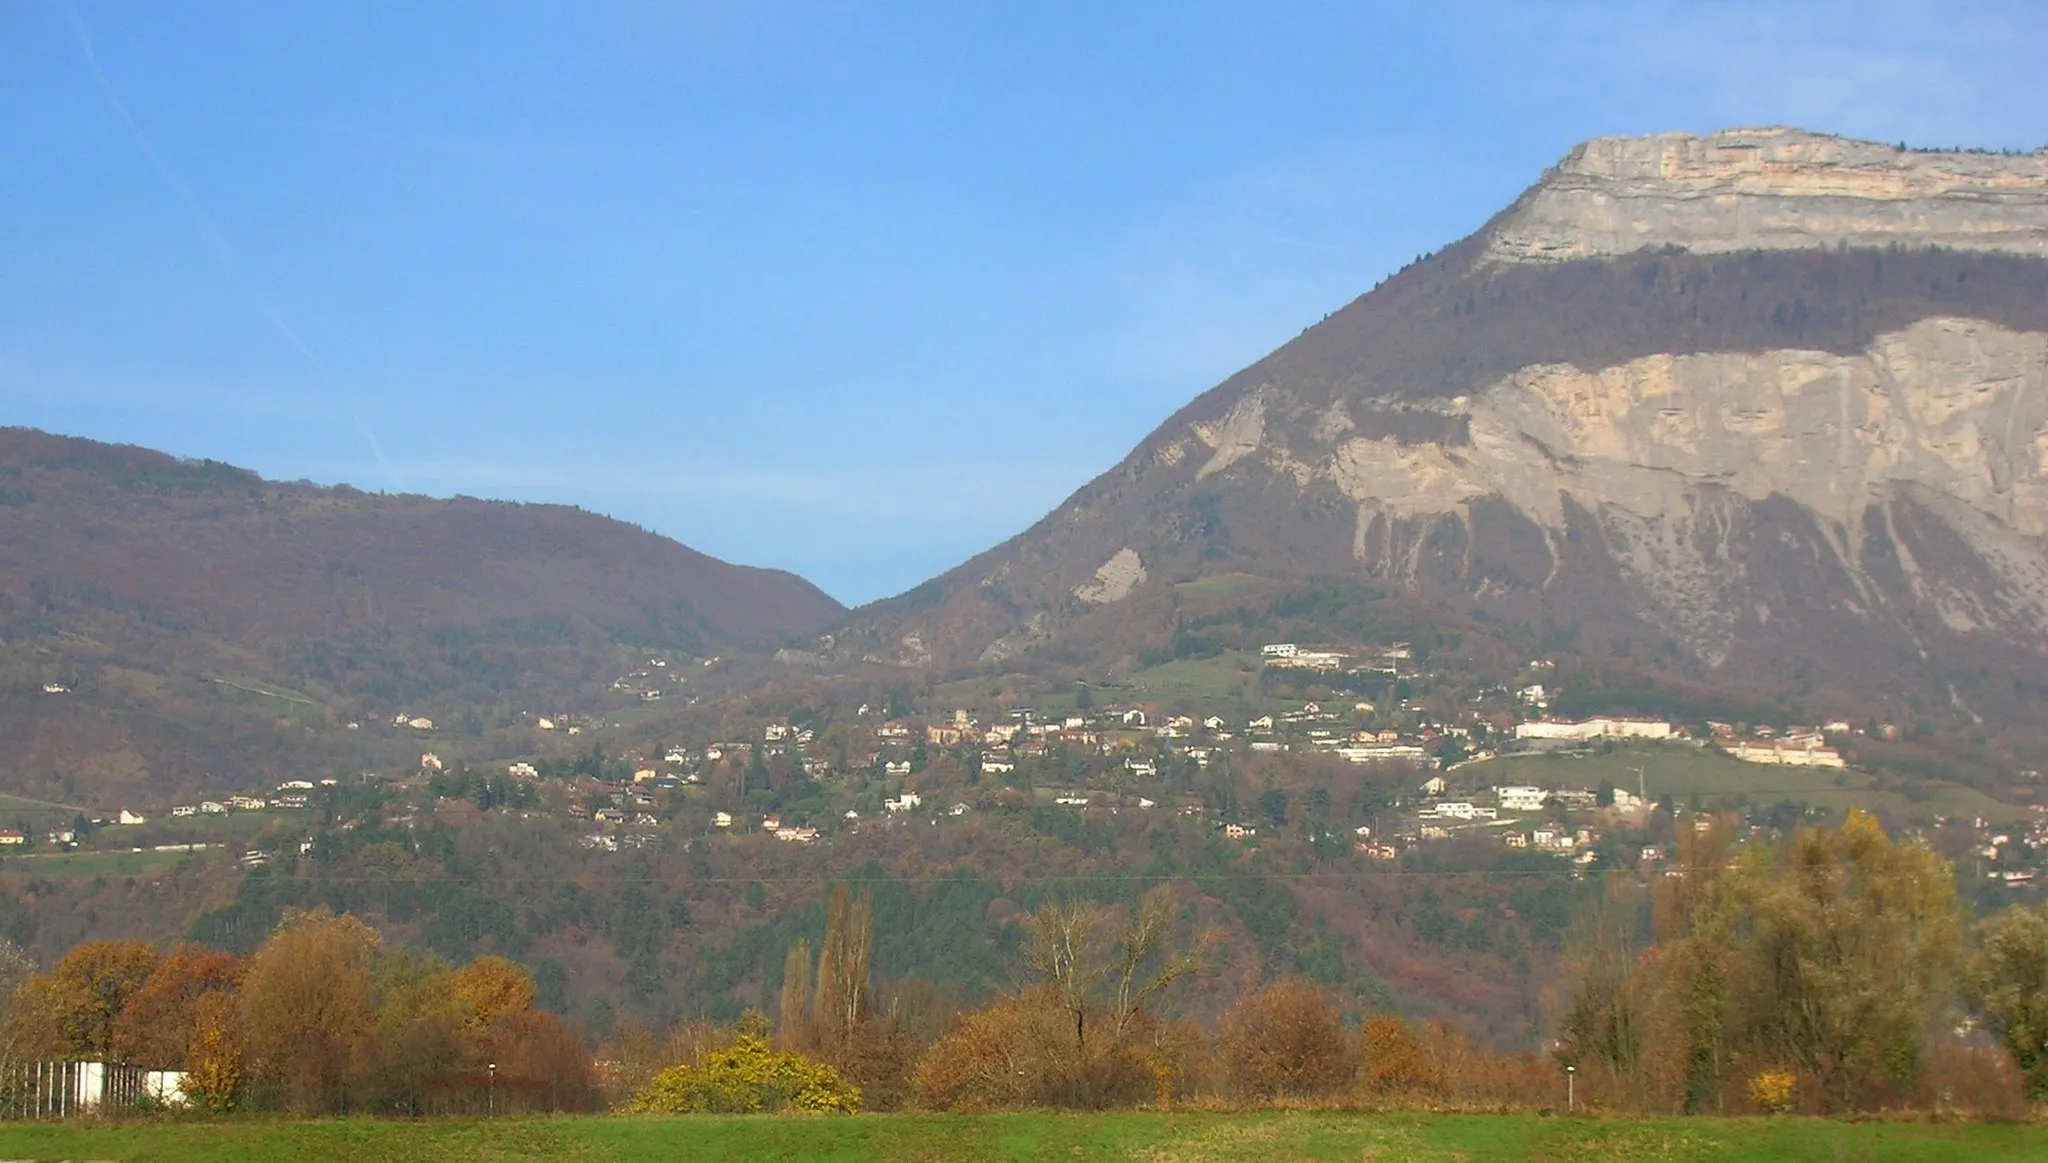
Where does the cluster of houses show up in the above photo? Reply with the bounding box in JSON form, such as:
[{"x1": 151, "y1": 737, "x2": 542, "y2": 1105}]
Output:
[
  {"x1": 1711, "y1": 722, "x2": 1850, "y2": 768},
  {"x1": 522, "y1": 642, "x2": 1898, "y2": 860},
  {"x1": 167, "y1": 779, "x2": 334, "y2": 817},
  {"x1": 1399, "y1": 778, "x2": 1655, "y2": 863}
]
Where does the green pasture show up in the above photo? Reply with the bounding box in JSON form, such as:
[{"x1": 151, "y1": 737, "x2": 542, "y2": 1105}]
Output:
[
  {"x1": 1472, "y1": 745, "x2": 2012, "y2": 822},
  {"x1": 1174, "y1": 572, "x2": 1270, "y2": 599},
  {"x1": 1128, "y1": 651, "x2": 1260, "y2": 703},
  {"x1": 0, "y1": 1111, "x2": 2040, "y2": 1162},
  {"x1": 0, "y1": 846, "x2": 210, "y2": 878}
]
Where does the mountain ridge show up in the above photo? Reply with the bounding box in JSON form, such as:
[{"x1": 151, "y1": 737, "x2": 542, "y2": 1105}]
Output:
[
  {"x1": 824, "y1": 128, "x2": 2048, "y2": 757},
  {"x1": 0, "y1": 426, "x2": 843, "y2": 801}
]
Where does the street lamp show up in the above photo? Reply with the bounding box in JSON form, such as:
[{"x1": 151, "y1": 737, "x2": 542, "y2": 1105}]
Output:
[
  {"x1": 488, "y1": 1062, "x2": 497, "y2": 1116},
  {"x1": 1565, "y1": 1064, "x2": 1576, "y2": 1113}
]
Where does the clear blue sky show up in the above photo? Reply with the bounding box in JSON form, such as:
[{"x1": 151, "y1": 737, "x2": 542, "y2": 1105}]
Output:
[{"x1": 5, "y1": 2, "x2": 2046, "y2": 605}]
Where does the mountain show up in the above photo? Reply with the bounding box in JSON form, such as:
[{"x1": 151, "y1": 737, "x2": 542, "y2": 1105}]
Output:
[
  {"x1": 0, "y1": 428, "x2": 842, "y2": 802},
  {"x1": 834, "y1": 129, "x2": 2048, "y2": 747}
]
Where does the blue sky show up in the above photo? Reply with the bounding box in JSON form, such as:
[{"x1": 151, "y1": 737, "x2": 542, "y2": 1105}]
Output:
[{"x1": 5, "y1": 2, "x2": 2046, "y2": 605}]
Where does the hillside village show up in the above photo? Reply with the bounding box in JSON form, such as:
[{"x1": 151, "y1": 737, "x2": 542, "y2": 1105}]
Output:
[{"x1": 13, "y1": 640, "x2": 2042, "y2": 895}]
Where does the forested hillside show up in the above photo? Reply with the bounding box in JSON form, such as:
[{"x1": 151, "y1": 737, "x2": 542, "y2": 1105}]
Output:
[{"x1": 0, "y1": 428, "x2": 842, "y2": 802}]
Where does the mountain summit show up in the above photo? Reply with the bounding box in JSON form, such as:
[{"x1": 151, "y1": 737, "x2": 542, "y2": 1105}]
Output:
[{"x1": 837, "y1": 128, "x2": 2048, "y2": 738}]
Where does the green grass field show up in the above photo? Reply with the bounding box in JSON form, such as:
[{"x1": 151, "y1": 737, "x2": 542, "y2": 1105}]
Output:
[
  {"x1": 1174, "y1": 572, "x2": 1270, "y2": 599},
  {"x1": 0, "y1": 1111, "x2": 2040, "y2": 1162},
  {"x1": 1129, "y1": 651, "x2": 1261, "y2": 703},
  {"x1": 1472, "y1": 745, "x2": 2013, "y2": 822},
  {"x1": 0, "y1": 846, "x2": 210, "y2": 878}
]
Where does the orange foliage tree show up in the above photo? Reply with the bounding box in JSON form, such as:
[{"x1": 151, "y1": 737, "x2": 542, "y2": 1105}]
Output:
[
  {"x1": 17, "y1": 941, "x2": 160, "y2": 1060},
  {"x1": 450, "y1": 955, "x2": 536, "y2": 1028},
  {"x1": 1218, "y1": 980, "x2": 1353, "y2": 1100},
  {"x1": 1358, "y1": 1012, "x2": 1439, "y2": 1098},
  {"x1": 238, "y1": 908, "x2": 380, "y2": 1113},
  {"x1": 111, "y1": 944, "x2": 243, "y2": 1067}
]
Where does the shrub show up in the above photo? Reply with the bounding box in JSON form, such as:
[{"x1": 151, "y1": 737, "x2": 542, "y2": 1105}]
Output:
[
  {"x1": 1219, "y1": 980, "x2": 1353, "y2": 1099},
  {"x1": 1747, "y1": 1067, "x2": 1797, "y2": 1114},
  {"x1": 629, "y1": 1035, "x2": 861, "y2": 1114},
  {"x1": 1358, "y1": 1013, "x2": 1438, "y2": 1097}
]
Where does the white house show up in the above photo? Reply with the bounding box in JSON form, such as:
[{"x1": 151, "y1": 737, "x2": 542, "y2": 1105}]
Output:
[
  {"x1": 712, "y1": 811, "x2": 733, "y2": 828},
  {"x1": 1498, "y1": 786, "x2": 1550, "y2": 813},
  {"x1": 116, "y1": 809, "x2": 147, "y2": 826}
]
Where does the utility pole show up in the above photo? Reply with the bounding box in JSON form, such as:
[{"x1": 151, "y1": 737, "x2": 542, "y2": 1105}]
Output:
[{"x1": 1566, "y1": 1064, "x2": 1576, "y2": 1113}]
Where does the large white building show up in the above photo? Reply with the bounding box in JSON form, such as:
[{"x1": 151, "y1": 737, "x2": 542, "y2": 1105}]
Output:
[
  {"x1": 1497, "y1": 786, "x2": 1550, "y2": 813},
  {"x1": 1515, "y1": 718, "x2": 1674, "y2": 741},
  {"x1": 1725, "y1": 739, "x2": 1846, "y2": 768}
]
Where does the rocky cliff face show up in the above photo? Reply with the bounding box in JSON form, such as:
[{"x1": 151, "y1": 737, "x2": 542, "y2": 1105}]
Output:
[
  {"x1": 836, "y1": 129, "x2": 2048, "y2": 737},
  {"x1": 1488, "y1": 128, "x2": 2048, "y2": 263}
]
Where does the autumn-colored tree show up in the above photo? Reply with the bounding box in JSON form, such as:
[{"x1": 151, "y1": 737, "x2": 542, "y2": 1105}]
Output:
[
  {"x1": 1018, "y1": 887, "x2": 1202, "y2": 1108},
  {"x1": 111, "y1": 945, "x2": 243, "y2": 1067},
  {"x1": 1964, "y1": 903, "x2": 2048, "y2": 1100},
  {"x1": 17, "y1": 941, "x2": 160, "y2": 1060},
  {"x1": 239, "y1": 908, "x2": 381, "y2": 1113},
  {"x1": 912, "y1": 991, "x2": 1048, "y2": 1110},
  {"x1": 812, "y1": 886, "x2": 874, "y2": 1051},
  {"x1": 355, "y1": 951, "x2": 472, "y2": 1115},
  {"x1": 181, "y1": 990, "x2": 245, "y2": 1113},
  {"x1": 1553, "y1": 875, "x2": 1650, "y2": 1109},
  {"x1": 1715, "y1": 810, "x2": 1960, "y2": 1111},
  {"x1": 0, "y1": 939, "x2": 33, "y2": 1062},
  {"x1": 449, "y1": 955, "x2": 536, "y2": 1029},
  {"x1": 1218, "y1": 980, "x2": 1353, "y2": 1099},
  {"x1": 485, "y1": 1008, "x2": 600, "y2": 1112},
  {"x1": 778, "y1": 937, "x2": 814, "y2": 1052},
  {"x1": 1577, "y1": 811, "x2": 1964, "y2": 1114},
  {"x1": 1358, "y1": 1013, "x2": 1438, "y2": 1098}
]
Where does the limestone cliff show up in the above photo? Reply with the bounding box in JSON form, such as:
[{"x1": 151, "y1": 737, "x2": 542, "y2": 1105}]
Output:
[
  {"x1": 835, "y1": 128, "x2": 2048, "y2": 736},
  {"x1": 1488, "y1": 128, "x2": 2048, "y2": 263}
]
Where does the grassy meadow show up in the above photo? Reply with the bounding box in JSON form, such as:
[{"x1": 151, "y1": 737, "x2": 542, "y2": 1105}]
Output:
[
  {"x1": 1469, "y1": 745, "x2": 2012, "y2": 822},
  {"x1": 0, "y1": 1112, "x2": 2043, "y2": 1163}
]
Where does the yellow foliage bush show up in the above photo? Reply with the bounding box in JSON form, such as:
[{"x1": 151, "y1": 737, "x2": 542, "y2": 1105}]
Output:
[
  {"x1": 1748, "y1": 1067, "x2": 1797, "y2": 1114},
  {"x1": 628, "y1": 1035, "x2": 861, "y2": 1114}
]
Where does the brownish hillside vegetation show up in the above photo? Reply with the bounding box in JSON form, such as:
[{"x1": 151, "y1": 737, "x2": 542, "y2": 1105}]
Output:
[{"x1": 0, "y1": 428, "x2": 841, "y2": 803}]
